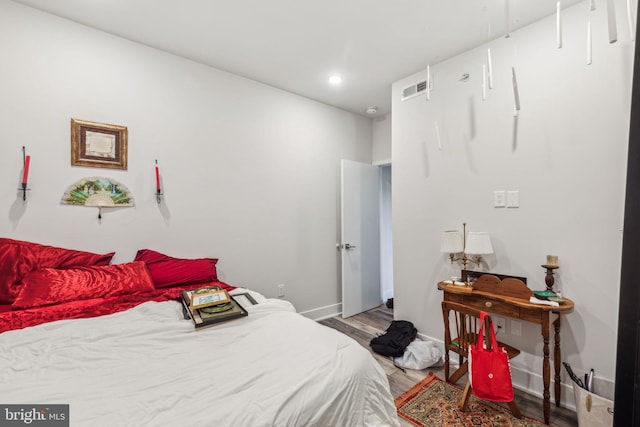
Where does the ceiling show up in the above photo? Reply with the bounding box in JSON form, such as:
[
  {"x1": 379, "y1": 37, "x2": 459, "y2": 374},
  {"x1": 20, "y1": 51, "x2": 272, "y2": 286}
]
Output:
[{"x1": 12, "y1": 0, "x2": 583, "y2": 118}]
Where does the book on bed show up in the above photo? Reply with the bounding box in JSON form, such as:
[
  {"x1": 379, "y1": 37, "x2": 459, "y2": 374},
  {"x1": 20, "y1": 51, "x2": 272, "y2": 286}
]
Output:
[{"x1": 180, "y1": 286, "x2": 248, "y2": 329}]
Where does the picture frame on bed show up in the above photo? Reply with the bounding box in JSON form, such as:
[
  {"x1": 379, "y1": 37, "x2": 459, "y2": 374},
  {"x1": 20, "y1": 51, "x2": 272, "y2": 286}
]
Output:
[
  {"x1": 233, "y1": 293, "x2": 257, "y2": 310},
  {"x1": 71, "y1": 118, "x2": 128, "y2": 170},
  {"x1": 181, "y1": 289, "x2": 248, "y2": 329},
  {"x1": 189, "y1": 288, "x2": 231, "y2": 310}
]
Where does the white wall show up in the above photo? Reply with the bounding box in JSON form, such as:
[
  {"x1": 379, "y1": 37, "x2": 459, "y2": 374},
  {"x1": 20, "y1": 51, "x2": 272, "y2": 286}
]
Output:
[
  {"x1": 392, "y1": 0, "x2": 633, "y2": 406},
  {"x1": 372, "y1": 114, "x2": 392, "y2": 164},
  {"x1": 0, "y1": 0, "x2": 373, "y2": 316}
]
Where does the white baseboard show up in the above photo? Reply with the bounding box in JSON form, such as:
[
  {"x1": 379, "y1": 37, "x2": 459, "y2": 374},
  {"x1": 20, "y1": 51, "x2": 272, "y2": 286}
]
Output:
[{"x1": 299, "y1": 302, "x2": 342, "y2": 321}]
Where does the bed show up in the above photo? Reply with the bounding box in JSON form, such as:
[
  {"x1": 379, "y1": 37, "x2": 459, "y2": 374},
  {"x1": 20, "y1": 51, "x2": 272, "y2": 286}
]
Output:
[{"x1": 0, "y1": 238, "x2": 400, "y2": 427}]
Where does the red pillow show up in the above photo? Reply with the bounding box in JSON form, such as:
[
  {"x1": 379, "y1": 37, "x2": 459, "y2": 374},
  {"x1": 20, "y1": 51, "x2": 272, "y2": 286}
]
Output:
[
  {"x1": 12, "y1": 262, "x2": 155, "y2": 310},
  {"x1": 134, "y1": 249, "x2": 218, "y2": 288},
  {"x1": 0, "y1": 238, "x2": 114, "y2": 304}
]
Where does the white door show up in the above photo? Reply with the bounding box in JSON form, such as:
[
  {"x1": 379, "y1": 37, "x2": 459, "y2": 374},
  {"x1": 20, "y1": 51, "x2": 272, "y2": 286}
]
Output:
[{"x1": 340, "y1": 159, "x2": 381, "y2": 318}]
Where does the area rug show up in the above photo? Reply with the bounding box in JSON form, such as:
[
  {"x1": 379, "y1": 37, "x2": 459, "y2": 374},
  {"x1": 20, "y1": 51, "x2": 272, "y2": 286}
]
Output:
[{"x1": 395, "y1": 372, "x2": 547, "y2": 427}]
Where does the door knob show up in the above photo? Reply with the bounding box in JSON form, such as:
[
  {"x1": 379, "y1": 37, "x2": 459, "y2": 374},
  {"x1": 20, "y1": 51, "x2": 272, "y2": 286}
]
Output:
[{"x1": 344, "y1": 243, "x2": 357, "y2": 250}]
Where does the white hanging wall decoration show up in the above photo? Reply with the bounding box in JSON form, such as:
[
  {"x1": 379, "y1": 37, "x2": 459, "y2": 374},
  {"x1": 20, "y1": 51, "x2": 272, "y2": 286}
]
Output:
[
  {"x1": 627, "y1": 0, "x2": 635, "y2": 41},
  {"x1": 587, "y1": 20, "x2": 593, "y2": 65},
  {"x1": 511, "y1": 67, "x2": 521, "y2": 116},
  {"x1": 505, "y1": 0, "x2": 511, "y2": 38},
  {"x1": 426, "y1": 65, "x2": 431, "y2": 100},
  {"x1": 487, "y1": 48, "x2": 494, "y2": 89},
  {"x1": 482, "y1": 63, "x2": 487, "y2": 101},
  {"x1": 557, "y1": 1, "x2": 563, "y2": 48},
  {"x1": 607, "y1": 0, "x2": 618, "y2": 43}
]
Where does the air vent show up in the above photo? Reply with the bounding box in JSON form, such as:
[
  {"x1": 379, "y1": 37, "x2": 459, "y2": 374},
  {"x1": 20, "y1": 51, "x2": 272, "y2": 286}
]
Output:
[{"x1": 401, "y1": 80, "x2": 427, "y2": 101}]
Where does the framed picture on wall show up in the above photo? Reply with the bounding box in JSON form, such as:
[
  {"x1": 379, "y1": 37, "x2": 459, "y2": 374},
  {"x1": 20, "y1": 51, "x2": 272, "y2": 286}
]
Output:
[{"x1": 71, "y1": 118, "x2": 128, "y2": 170}]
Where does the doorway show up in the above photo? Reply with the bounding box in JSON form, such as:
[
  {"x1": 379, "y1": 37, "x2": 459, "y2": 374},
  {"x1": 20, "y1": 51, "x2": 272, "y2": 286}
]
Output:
[
  {"x1": 339, "y1": 160, "x2": 393, "y2": 318},
  {"x1": 379, "y1": 164, "x2": 393, "y2": 305}
]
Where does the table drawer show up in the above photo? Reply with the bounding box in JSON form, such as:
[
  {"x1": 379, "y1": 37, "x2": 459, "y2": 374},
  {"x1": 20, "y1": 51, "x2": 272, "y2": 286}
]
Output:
[{"x1": 446, "y1": 293, "x2": 520, "y2": 318}]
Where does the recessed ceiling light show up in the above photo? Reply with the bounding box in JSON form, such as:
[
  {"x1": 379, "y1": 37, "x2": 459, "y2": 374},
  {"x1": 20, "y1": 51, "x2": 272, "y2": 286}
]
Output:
[
  {"x1": 329, "y1": 75, "x2": 343, "y2": 85},
  {"x1": 366, "y1": 106, "x2": 378, "y2": 114}
]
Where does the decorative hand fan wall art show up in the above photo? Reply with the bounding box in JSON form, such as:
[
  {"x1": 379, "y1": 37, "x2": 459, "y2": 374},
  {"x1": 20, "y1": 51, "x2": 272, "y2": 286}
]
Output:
[{"x1": 61, "y1": 177, "x2": 134, "y2": 219}]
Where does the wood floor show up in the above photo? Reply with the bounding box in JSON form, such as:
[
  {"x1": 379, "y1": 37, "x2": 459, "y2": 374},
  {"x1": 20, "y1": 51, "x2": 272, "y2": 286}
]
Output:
[{"x1": 319, "y1": 305, "x2": 578, "y2": 427}]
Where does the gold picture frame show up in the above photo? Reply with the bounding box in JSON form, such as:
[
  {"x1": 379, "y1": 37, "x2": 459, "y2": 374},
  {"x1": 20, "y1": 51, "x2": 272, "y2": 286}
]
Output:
[
  {"x1": 71, "y1": 119, "x2": 127, "y2": 170},
  {"x1": 189, "y1": 288, "x2": 231, "y2": 310}
]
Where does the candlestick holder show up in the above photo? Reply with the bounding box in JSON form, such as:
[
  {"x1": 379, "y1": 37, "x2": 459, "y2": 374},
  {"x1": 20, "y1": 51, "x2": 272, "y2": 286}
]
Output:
[
  {"x1": 20, "y1": 184, "x2": 31, "y2": 201},
  {"x1": 156, "y1": 189, "x2": 163, "y2": 204},
  {"x1": 18, "y1": 146, "x2": 31, "y2": 201},
  {"x1": 541, "y1": 264, "x2": 559, "y2": 291}
]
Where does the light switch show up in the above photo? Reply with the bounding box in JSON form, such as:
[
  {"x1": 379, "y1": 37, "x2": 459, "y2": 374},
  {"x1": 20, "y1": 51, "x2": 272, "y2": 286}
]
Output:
[
  {"x1": 493, "y1": 191, "x2": 506, "y2": 208},
  {"x1": 506, "y1": 190, "x2": 519, "y2": 208}
]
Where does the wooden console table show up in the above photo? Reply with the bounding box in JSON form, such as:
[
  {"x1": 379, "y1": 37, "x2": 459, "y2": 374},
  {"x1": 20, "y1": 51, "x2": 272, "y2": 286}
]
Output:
[{"x1": 438, "y1": 275, "x2": 574, "y2": 425}]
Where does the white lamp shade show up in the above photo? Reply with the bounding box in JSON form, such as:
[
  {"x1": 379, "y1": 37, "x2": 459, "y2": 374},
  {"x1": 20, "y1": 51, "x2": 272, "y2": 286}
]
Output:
[
  {"x1": 465, "y1": 232, "x2": 494, "y2": 255},
  {"x1": 441, "y1": 231, "x2": 464, "y2": 253}
]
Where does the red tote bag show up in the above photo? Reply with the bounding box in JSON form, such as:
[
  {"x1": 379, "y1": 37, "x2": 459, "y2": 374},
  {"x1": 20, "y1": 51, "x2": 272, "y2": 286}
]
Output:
[{"x1": 468, "y1": 311, "x2": 515, "y2": 402}]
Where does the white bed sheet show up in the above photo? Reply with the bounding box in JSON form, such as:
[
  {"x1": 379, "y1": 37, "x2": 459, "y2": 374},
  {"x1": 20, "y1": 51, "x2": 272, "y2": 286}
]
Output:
[{"x1": 0, "y1": 289, "x2": 400, "y2": 427}]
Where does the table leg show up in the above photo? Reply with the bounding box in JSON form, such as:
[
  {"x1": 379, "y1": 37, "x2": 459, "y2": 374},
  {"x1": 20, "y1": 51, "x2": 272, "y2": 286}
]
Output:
[
  {"x1": 554, "y1": 314, "x2": 562, "y2": 407},
  {"x1": 444, "y1": 351, "x2": 450, "y2": 381},
  {"x1": 542, "y1": 315, "x2": 551, "y2": 425},
  {"x1": 442, "y1": 302, "x2": 450, "y2": 382}
]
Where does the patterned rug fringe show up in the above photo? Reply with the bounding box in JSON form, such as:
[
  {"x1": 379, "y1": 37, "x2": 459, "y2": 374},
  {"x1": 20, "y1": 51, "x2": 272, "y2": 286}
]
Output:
[{"x1": 395, "y1": 372, "x2": 547, "y2": 427}]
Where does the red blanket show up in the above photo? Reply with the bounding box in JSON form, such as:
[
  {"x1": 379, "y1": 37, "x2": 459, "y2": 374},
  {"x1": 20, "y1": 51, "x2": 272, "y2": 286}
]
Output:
[{"x1": 0, "y1": 281, "x2": 235, "y2": 333}]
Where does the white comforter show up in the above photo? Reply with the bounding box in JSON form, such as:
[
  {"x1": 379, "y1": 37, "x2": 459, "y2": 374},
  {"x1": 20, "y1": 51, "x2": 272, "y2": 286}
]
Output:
[{"x1": 0, "y1": 290, "x2": 399, "y2": 427}]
